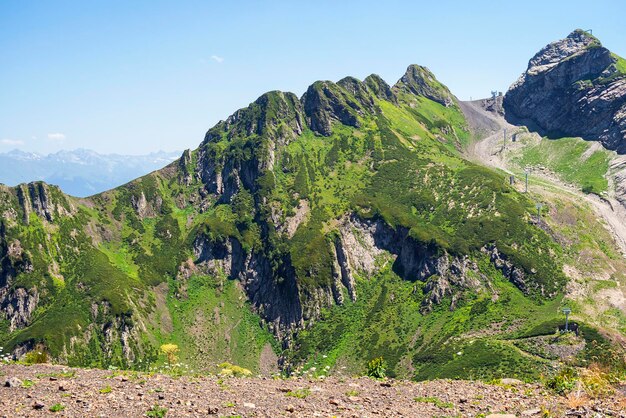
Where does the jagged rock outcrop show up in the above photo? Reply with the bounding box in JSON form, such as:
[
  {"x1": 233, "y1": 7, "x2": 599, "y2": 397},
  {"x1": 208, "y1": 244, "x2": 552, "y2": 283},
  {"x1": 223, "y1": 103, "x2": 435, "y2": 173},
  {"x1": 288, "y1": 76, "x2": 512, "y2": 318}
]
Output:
[
  {"x1": 393, "y1": 65, "x2": 455, "y2": 107},
  {"x1": 336, "y1": 214, "x2": 485, "y2": 312},
  {"x1": 192, "y1": 233, "x2": 303, "y2": 343},
  {"x1": 178, "y1": 149, "x2": 194, "y2": 186},
  {"x1": 197, "y1": 91, "x2": 305, "y2": 199},
  {"x1": 16, "y1": 183, "x2": 53, "y2": 223},
  {"x1": 130, "y1": 191, "x2": 163, "y2": 218},
  {"x1": 0, "y1": 287, "x2": 39, "y2": 332},
  {"x1": 504, "y1": 30, "x2": 626, "y2": 152},
  {"x1": 364, "y1": 74, "x2": 397, "y2": 103},
  {"x1": 0, "y1": 230, "x2": 38, "y2": 332},
  {"x1": 302, "y1": 80, "x2": 367, "y2": 136},
  {"x1": 337, "y1": 76, "x2": 377, "y2": 113}
]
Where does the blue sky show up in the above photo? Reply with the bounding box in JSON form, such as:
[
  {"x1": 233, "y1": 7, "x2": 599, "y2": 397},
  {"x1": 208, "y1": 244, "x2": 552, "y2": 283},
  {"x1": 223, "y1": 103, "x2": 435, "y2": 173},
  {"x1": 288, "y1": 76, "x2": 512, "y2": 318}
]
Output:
[{"x1": 1, "y1": 0, "x2": 625, "y2": 155}]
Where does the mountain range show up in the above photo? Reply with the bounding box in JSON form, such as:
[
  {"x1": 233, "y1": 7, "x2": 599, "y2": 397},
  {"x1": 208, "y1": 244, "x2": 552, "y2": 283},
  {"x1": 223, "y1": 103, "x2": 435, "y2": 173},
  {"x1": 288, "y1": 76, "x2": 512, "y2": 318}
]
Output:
[
  {"x1": 0, "y1": 149, "x2": 181, "y2": 197},
  {"x1": 1, "y1": 29, "x2": 625, "y2": 384}
]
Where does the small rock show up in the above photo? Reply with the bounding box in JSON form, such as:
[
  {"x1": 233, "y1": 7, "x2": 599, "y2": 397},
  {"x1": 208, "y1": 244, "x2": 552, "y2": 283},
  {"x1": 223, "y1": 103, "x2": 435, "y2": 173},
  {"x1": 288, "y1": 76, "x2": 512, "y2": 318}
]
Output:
[
  {"x1": 49, "y1": 377, "x2": 57, "y2": 381},
  {"x1": 486, "y1": 415, "x2": 517, "y2": 418},
  {"x1": 4, "y1": 377, "x2": 22, "y2": 388},
  {"x1": 286, "y1": 405, "x2": 295, "y2": 413},
  {"x1": 243, "y1": 402, "x2": 255, "y2": 409},
  {"x1": 32, "y1": 401, "x2": 45, "y2": 410},
  {"x1": 348, "y1": 396, "x2": 361, "y2": 402},
  {"x1": 207, "y1": 407, "x2": 218, "y2": 414},
  {"x1": 58, "y1": 384, "x2": 67, "y2": 391},
  {"x1": 278, "y1": 387, "x2": 292, "y2": 393},
  {"x1": 380, "y1": 382, "x2": 392, "y2": 387},
  {"x1": 500, "y1": 378, "x2": 524, "y2": 386},
  {"x1": 522, "y1": 408, "x2": 542, "y2": 416},
  {"x1": 329, "y1": 398, "x2": 340, "y2": 406},
  {"x1": 158, "y1": 394, "x2": 165, "y2": 400}
]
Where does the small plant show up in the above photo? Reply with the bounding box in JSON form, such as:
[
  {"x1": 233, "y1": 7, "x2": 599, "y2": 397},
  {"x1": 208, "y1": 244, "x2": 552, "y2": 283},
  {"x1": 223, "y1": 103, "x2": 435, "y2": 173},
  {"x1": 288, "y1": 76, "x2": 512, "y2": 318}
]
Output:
[
  {"x1": 223, "y1": 401, "x2": 236, "y2": 407},
  {"x1": 286, "y1": 388, "x2": 311, "y2": 399},
  {"x1": 580, "y1": 364, "x2": 613, "y2": 398},
  {"x1": 366, "y1": 357, "x2": 387, "y2": 379},
  {"x1": 23, "y1": 348, "x2": 49, "y2": 364},
  {"x1": 49, "y1": 403, "x2": 65, "y2": 412},
  {"x1": 36, "y1": 370, "x2": 76, "y2": 379},
  {"x1": 99, "y1": 385, "x2": 112, "y2": 394},
  {"x1": 414, "y1": 396, "x2": 454, "y2": 409},
  {"x1": 345, "y1": 389, "x2": 359, "y2": 397},
  {"x1": 21, "y1": 379, "x2": 35, "y2": 388},
  {"x1": 146, "y1": 404, "x2": 168, "y2": 418},
  {"x1": 565, "y1": 389, "x2": 589, "y2": 409},
  {"x1": 219, "y1": 362, "x2": 252, "y2": 377},
  {"x1": 160, "y1": 343, "x2": 179, "y2": 366},
  {"x1": 545, "y1": 366, "x2": 577, "y2": 395}
]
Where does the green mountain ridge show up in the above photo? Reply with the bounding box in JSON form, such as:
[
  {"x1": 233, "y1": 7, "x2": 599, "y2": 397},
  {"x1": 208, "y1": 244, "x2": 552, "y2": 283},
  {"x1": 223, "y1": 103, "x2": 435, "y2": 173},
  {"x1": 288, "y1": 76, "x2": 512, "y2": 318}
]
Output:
[{"x1": 0, "y1": 58, "x2": 621, "y2": 380}]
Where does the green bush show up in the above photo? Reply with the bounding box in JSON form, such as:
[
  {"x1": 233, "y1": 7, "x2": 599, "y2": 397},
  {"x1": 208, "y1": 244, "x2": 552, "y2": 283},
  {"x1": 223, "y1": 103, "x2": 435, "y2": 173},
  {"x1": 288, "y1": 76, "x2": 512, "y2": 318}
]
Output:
[
  {"x1": 366, "y1": 356, "x2": 387, "y2": 379},
  {"x1": 545, "y1": 366, "x2": 578, "y2": 395},
  {"x1": 23, "y1": 349, "x2": 48, "y2": 364}
]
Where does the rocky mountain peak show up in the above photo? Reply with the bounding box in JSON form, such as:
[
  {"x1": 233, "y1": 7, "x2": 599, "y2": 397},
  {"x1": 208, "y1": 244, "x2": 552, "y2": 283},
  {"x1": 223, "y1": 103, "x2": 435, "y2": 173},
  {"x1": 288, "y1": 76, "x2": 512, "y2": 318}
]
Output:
[
  {"x1": 364, "y1": 74, "x2": 396, "y2": 102},
  {"x1": 393, "y1": 64, "x2": 454, "y2": 107},
  {"x1": 504, "y1": 30, "x2": 626, "y2": 152},
  {"x1": 525, "y1": 29, "x2": 602, "y2": 76},
  {"x1": 301, "y1": 80, "x2": 366, "y2": 136},
  {"x1": 203, "y1": 90, "x2": 304, "y2": 145}
]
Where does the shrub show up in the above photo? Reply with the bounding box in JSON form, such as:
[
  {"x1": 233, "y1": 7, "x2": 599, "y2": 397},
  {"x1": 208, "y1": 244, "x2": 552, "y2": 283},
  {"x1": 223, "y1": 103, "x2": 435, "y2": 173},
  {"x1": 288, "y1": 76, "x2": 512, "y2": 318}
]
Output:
[
  {"x1": 366, "y1": 357, "x2": 387, "y2": 379},
  {"x1": 160, "y1": 343, "x2": 179, "y2": 366},
  {"x1": 545, "y1": 366, "x2": 578, "y2": 395},
  {"x1": 580, "y1": 364, "x2": 614, "y2": 398},
  {"x1": 218, "y1": 362, "x2": 252, "y2": 377},
  {"x1": 23, "y1": 348, "x2": 48, "y2": 364}
]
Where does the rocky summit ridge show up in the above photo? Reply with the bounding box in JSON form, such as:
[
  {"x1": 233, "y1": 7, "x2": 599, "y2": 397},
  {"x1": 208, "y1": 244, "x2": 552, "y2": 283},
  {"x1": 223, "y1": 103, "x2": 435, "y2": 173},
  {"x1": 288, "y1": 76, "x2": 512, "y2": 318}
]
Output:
[{"x1": 504, "y1": 29, "x2": 626, "y2": 152}]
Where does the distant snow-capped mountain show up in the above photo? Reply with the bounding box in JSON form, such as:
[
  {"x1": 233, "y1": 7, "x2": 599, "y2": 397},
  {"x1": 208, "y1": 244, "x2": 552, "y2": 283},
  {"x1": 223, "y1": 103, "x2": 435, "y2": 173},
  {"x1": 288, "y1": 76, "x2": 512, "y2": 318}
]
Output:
[{"x1": 0, "y1": 148, "x2": 181, "y2": 197}]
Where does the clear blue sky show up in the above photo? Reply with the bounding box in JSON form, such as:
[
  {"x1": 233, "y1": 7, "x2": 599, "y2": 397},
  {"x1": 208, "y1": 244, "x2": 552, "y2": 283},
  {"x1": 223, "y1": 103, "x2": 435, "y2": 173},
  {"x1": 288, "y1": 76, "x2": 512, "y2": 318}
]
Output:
[{"x1": 1, "y1": 0, "x2": 625, "y2": 155}]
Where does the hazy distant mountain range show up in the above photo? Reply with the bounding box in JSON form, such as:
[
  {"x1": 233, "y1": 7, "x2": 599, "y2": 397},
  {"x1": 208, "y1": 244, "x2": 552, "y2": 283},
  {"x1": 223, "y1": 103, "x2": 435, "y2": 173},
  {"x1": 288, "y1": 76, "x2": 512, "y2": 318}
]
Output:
[{"x1": 0, "y1": 148, "x2": 181, "y2": 197}]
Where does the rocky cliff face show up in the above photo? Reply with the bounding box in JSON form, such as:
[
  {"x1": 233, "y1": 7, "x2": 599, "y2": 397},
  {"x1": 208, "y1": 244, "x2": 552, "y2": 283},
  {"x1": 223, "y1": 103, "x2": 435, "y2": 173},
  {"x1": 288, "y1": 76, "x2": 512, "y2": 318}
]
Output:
[{"x1": 504, "y1": 30, "x2": 626, "y2": 152}]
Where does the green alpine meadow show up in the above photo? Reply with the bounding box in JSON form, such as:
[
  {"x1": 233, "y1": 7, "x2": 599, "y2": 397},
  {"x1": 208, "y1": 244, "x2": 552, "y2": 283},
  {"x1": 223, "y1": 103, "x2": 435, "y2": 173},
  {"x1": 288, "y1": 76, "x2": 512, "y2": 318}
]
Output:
[{"x1": 2, "y1": 28, "x2": 626, "y2": 399}]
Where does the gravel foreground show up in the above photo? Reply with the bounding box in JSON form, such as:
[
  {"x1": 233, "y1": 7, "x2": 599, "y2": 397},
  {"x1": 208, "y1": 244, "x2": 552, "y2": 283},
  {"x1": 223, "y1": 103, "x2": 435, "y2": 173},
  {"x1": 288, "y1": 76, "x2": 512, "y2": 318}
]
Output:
[{"x1": 1, "y1": 363, "x2": 625, "y2": 417}]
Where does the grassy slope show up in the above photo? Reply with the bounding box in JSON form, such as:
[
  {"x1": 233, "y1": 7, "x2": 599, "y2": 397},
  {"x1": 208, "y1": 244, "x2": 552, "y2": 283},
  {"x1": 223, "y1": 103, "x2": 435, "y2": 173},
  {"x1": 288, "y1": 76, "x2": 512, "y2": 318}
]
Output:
[
  {"x1": 280, "y1": 96, "x2": 570, "y2": 381},
  {"x1": 162, "y1": 275, "x2": 277, "y2": 372},
  {"x1": 510, "y1": 136, "x2": 610, "y2": 194},
  {"x1": 288, "y1": 259, "x2": 562, "y2": 381}
]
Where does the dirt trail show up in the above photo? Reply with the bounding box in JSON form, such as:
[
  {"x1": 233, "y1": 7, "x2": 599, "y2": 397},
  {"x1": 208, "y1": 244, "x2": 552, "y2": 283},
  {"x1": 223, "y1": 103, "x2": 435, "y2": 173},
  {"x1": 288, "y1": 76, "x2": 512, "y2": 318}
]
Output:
[{"x1": 460, "y1": 100, "x2": 626, "y2": 257}]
